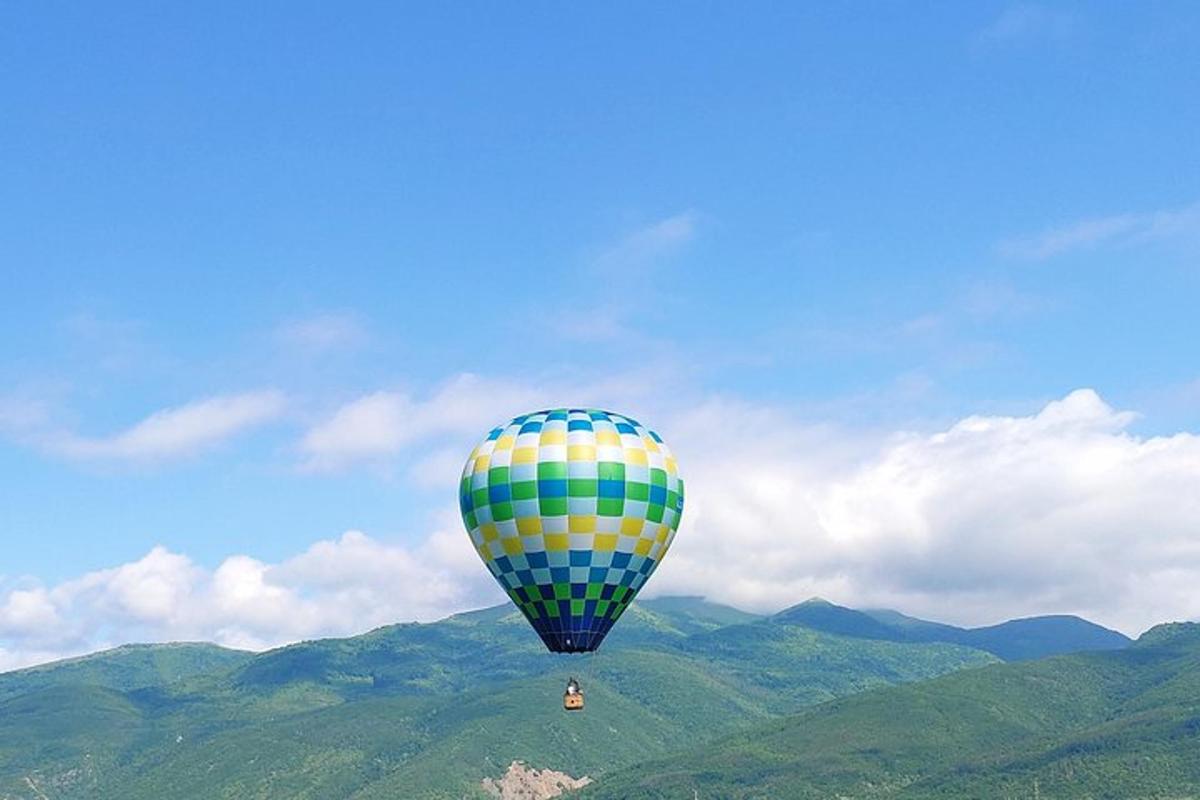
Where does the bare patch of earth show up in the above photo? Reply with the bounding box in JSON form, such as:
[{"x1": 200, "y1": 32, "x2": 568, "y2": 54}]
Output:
[{"x1": 481, "y1": 760, "x2": 592, "y2": 800}]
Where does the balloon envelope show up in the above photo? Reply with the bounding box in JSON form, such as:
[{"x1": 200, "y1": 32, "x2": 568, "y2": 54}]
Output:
[{"x1": 459, "y1": 409, "x2": 684, "y2": 652}]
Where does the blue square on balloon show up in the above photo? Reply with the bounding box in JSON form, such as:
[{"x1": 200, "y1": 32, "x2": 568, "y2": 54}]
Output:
[
  {"x1": 568, "y1": 419, "x2": 593, "y2": 431},
  {"x1": 598, "y1": 479, "x2": 624, "y2": 499},
  {"x1": 519, "y1": 421, "x2": 543, "y2": 434},
  {"x1": 527, "y1": 551, "x2": 548, "y2": 569},
  {"x1": 571, "y1": 583, "x2": 587, "y2": 599},
  {"x1": 494, "y1": 556, "x2": 513, "y2": 573},
  {"x1": 489, "y1": 483, "x2": 512, "y2": 504},
  {"x1": 615, "y1": 422, "x2": 636, "y2": 434},
  {"x1": 589, "y1": 567, "x2": 608, "y2": 582},
  {"x1": 516, "y1": 569, "x2": 535, "y2": 585},
  {"x1": 611, "y1": 552, "x2": 631, "y2": 569},
  {"x1": 648, "y1": 485, "x2": 667, "y2": 505},
  {"x1": 550, "y1": 567, "x2": 570, "y2": 583},
  {"x1": 538, "y1": 479, "x2": 567, "y2": 498},
  {"x1": 569, "y1": 550, "x2": 591, "y2": 567}
]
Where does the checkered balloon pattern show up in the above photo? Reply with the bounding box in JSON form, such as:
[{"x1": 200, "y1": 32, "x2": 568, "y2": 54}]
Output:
[{"x1": 459, "y1": 409, "x2": 684, "y2": 652}]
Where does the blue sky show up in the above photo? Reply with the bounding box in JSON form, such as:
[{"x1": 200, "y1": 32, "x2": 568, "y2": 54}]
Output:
[{"x1": 2, "y1": 3, "x2": 1199, "y2": 664}]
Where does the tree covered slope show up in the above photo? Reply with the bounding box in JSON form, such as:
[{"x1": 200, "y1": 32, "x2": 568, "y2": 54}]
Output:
[
  {"x1": 0, "y1": 598, "x2": 996, "y2": 799},
  {"x1": 584, "y1": 623, "x2": 1200, "y2": 800}
]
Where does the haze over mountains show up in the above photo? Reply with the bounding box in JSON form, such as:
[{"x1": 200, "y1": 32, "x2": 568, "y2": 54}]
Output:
[{"x1": 0, "y1": 597, "x2": 1143, "y2": 799}]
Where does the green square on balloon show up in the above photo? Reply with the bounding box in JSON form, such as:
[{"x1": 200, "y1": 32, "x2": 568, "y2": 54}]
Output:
[
  {"x1": 626, "y1": 481, "x2": 649, "y2": 501},
  {"x1": 539, "y1": 496, "x2": 567, "y2": 516},
  {"x1": 511, "y1": 480, "x2": 537, "y2": 501},
  {"x1": 538, "y1": 461, "x2": 567, "y2": 480},
  {"x1": 568, "y1": 478, "x2": 598, "y2": 497},
  {"x1": 597, "y1": 462, "x2": 625, "y2": 481},
  {"x1": 650, "y1": 468, "x2": 667, "y2": 487},
  {"x1": 492, "y1": 501, "x2": 514, "y2": 521},
  {"x1": 597, "y1": 497, "x2": 624, "y2": 516},
  {"x1": 647, "y1": 503, "x2": 664, "y2": 523}
]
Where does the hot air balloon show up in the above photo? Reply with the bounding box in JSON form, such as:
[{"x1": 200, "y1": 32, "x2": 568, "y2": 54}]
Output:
[{"x1": 459, "y1": 409, "x2": 684, "y2": 666}]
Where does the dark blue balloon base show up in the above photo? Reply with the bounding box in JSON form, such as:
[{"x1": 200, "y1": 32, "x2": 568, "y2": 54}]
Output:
[{"x1": 530, "y1": 615, "x2": 617, "y2": 653}]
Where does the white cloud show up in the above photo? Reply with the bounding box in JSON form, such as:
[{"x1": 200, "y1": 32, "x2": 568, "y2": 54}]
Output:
[
  {"x1": 592, "y1": 211, "x2": 698, "y2": 273},
  {"x1": 975, "y1": 3, "x2": 1075, "y2": 47},
  {"x1": 7, "y1": 387, "x2": 1200, "y2": 671},
  {"x1": 543, "y1": 211, "x2": 702, "y2": 344},
  {"x1": 0, "y1": 588, "x2": 61, "y2": 634},
  {"x1": 650, "y1": 389, "x2": 1200, "y2": 636},
  {"x1": 1000, "y1": 201, "x2": 1200, "y2": 260},
  {"x1": 299, "y1": 375, "x2": 544, "y2": 471},
  {"x1": 275, "y1": 313, "x2": 368, "y2": 353},
  {"x1": 47, "y1": 391, "x2": 286, "y2": 461},
  {"x1": 299, "y1": 372, "x2": 671, "y2": 472},
  {"x1": 0, "y1": 527, "x2": 498, "y2": 670}
]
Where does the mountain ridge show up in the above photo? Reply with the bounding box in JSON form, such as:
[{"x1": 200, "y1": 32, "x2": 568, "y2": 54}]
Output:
[
  {"x1": 0, "y1": 596, "x2": 1152, "y2": 799},
  {"x1": 584, "y1": 616, "x2": 1200, "y2": 799}
]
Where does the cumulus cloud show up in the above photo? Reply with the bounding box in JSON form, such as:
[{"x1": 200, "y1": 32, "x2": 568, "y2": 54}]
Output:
[
  {"x1": 1000, "y1": 201, "x2": 1200, "y2": 260},
  {"x1": 651, "y1": 389, "x2": 1200, "y2": 635},
  {"x1": 29, "y1": 391, "x2": 287, "y2": 462},
  {"x1": 0, "y1": 526, "x2": 498, "y2": 670},
  {"x1": 7, "y1": 387, "x2": 1200, "y2": 671}
]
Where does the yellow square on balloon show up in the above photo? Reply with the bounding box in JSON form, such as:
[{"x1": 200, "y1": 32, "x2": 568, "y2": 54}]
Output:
[
  {"x1": 544, "y1": 533, "x2": 569, "y2": 551},
  {"x1": 480, "y1": 522, "x2": 499, "y2": 541},
  {"x1": 620, "y1": 517, "x2": 644, "y2": 536},
  {"x1": 634, "y1": 538, "x2": 653, "y2": 556},
  {"x1": 595, "y1": 430, "x2": 621, "y2": 446},
  {"x1": 512, "y1": 447, "x2": 538, "y2": 464},
  {"x1": 516, "y1": 516, "x2": 542, "y2": 535},
  {"x1": 593, "y1": 534, "x2": 617, "y2": 551},
  {"x1": 568, "y1": 444, "x2": 596, "y2": 461},
  {"x1": 624, "y1": 448, "x2": 648, "y2": 466},
  {"x1": 502, "y1": 537, "x2": 524, "y2": 556},
  {"x1": 569, "y1": 515, "x2": 597, "y2": 533}
]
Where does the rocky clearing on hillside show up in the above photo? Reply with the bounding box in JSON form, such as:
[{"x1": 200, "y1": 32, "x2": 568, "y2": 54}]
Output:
[{"x1": 481, "y1": 760, "x2": 591, "y2": 800}]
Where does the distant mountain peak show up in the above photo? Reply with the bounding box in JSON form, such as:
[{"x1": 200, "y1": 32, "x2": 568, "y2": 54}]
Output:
[
  {"x1": 772, "y1": 598, "x2": 905, "y2": 641},
  {"x1": 1134, "y1": 621, "x2": 1200, "y2": 649}
]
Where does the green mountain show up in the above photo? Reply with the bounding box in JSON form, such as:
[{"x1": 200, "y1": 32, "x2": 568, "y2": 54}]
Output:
[
  {"x1": 0, "y1": 642, "x2": 252, "y2": 702},
  {"x1": 778, "y1": 598, "x2": 1131, "y2": 660},
  {"x1": 0, "y1": 597, "x2": 996, "y2": 799},
  {"x1": 584, "y1": 622, "x2": 1200, "y2": 799}
]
